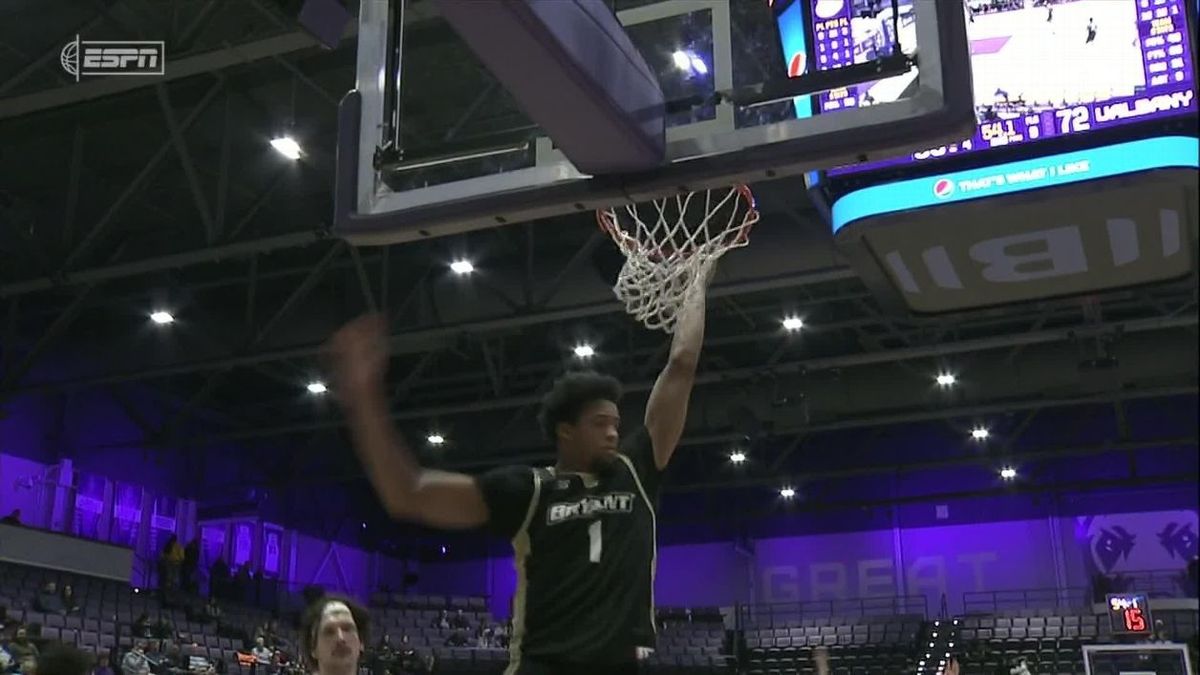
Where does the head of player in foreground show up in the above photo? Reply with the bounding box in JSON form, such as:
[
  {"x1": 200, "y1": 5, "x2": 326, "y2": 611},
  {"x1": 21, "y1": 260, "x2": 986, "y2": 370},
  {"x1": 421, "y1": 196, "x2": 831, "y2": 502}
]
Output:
[
  {"x1": 538, "y1": 370, "x2": 624, "y2": 474},
  {"x1": 300, "y1": 595, "x2": 370, "y2": 675}
]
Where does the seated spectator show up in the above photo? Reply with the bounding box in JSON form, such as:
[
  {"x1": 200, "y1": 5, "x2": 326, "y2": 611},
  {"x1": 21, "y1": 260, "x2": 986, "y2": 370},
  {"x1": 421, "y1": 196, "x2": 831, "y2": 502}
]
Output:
[
  {"x1": 0, "y1": 643, "x2": 13, "y2": 673},
  {"x1": 443, "y1": 630, "x2": 467, "y2": 648},
  {"x1": 202, "y1": 599, "x2": 222, "y2": 625},
  {"x1": 432, "y1": 611, "x2": 449, "y2": 631},
  {"x1": 35, "y1": 582, "x2": 66, "y2": 614},
  {"x1": 185, "y1": 644, "x2": 214, "y2": 675},
  {"x1": 448, "y1": 610, "x2": 469, "y2": 631},
  {"x1": 6, "y1": 627, "x2": 39, "y2": 665},
  {"x1": 61, "y1": 586, "x2": 80, "y2": 614},
  {"x1": 123, "y1": 643, "x2": 152, "y2": 675},
  {"x1": 250, "y1": 637, "x2": 273, "y2": 675},
  {"x1": 92, "y1": 653, "x2": 114, "y2": 675},
  {"x1": 38, "y1": 642, "x2": 91, "y2": 675},
  {"x1": 397, "y1": 635, "x2": 426, "y2": 674},
  {"x1": 133, "y1": 614, "x2": 154, "y2": 639}
]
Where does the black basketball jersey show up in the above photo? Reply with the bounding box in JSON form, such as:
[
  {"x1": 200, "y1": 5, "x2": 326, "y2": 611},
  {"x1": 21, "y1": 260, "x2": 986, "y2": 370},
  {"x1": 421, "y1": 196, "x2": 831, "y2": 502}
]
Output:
[{"x1": 476, "y1": 426, "x2": 662, "y2": 668}]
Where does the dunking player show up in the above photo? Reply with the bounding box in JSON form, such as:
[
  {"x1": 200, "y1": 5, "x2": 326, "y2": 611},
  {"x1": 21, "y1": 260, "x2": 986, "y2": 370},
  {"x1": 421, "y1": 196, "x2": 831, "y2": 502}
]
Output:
[{"x1": 327, "y1": 284, "x2": 708, "y2": 675}]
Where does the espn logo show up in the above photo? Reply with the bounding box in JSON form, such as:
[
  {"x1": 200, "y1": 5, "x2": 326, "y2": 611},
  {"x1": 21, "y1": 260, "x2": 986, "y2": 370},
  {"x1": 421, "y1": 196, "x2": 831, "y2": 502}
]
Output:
[{"x1": 60, "y1": 35, "x2": 164, "y2": 82}]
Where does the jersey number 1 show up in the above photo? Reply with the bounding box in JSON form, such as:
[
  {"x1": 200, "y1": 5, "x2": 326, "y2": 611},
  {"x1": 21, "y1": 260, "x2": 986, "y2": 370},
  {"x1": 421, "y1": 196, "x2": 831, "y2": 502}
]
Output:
[{"x1": 588, "y1": 520, "x2": 602, "y2": 563}]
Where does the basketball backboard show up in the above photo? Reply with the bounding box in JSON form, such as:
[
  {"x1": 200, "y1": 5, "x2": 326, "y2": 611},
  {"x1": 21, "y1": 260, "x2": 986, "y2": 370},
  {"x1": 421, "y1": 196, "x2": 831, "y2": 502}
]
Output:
[{"x1": 334, "y1": 0, "x2": 975, "y2": 246}]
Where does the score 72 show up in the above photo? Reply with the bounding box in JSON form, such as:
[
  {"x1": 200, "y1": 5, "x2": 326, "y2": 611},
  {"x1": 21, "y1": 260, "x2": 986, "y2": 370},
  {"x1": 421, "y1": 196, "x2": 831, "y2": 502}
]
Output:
[{"x1": 1056, "y1": 106, "x2": 1092, "y2": 133}]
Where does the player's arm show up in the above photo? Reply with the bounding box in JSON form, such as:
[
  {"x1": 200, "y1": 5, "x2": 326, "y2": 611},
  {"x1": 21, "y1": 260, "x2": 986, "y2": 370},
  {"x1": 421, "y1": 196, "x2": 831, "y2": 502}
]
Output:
[
  {"x1": 328, "y1": 315, "x2": 489, "y2": 530},
  {"x1": 643, "y1": 282, "x2": 706, "y2": 470}
]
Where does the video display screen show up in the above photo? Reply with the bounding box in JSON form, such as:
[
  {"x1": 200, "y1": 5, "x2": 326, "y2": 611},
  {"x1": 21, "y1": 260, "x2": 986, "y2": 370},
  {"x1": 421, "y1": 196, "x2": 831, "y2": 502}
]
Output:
[{"x1": 774, "y1": 0, "x2": 1197, "y2": 176}]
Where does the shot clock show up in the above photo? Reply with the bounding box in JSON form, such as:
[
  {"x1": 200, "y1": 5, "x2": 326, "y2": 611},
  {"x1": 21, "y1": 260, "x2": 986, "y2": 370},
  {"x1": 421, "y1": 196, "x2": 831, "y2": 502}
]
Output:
[{"x1": 1106, "y1": 593, "x2": 1154, "y2": 634}]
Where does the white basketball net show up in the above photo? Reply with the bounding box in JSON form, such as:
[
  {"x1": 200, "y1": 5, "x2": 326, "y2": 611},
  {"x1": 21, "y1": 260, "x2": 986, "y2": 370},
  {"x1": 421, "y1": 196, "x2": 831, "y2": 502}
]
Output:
[{"x1": 597, "y1": 185, "x2": 759, "y2": 333}]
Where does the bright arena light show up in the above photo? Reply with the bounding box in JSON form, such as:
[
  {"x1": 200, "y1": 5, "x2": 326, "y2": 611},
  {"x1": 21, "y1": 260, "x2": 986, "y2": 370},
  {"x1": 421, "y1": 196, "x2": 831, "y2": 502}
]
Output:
[
  {"x1": 779, "y1": 487, "x2": 796, "y2": 499},
  {"x1": 306, "y1": 381, "x2": 328, "y2": 395},
  {"x1": 936, "y1": 373, "x2": 956, "y2": 387},
  {"x1": 729, "y1": 451, "x2": 747, "y2": 464},
  {"x1": 971, "y1": 426, "x2": 990, "y2": 441},
  {"x1": 149, "y1": 311, "x2": 175, "y2": 325},
  {"x1": 1000, "y1": 467, "x2": 1017, "y2": 480},
  {"x1": 449, "y1": 259, "x2": 474, "y2": 275},
  {"x1": 269, "y1": 136, "x2": 302, "y2": 160},
  {"x1": 427, "y1": 434, "x2": 445, "y2": 446},
  {"x1": 573, "y1": 344, "x2": 595, "y2": 358},
  {"x1": 782, "y1": 317, "x2": 804, "y2": 331},
  {"x1": 672, "y1": 50, "x2": 691, "y2": 71}
]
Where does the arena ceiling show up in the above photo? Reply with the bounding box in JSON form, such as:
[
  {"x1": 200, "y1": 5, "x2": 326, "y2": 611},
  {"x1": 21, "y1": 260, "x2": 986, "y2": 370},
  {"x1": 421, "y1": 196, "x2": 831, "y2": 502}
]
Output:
[{"x1": 1, "y1": 0, "x2": 1196, "y2": 543}]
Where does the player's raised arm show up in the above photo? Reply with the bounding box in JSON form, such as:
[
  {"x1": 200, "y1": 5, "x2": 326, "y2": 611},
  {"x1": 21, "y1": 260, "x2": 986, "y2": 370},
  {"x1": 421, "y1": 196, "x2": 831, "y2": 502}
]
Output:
[
  {"x1": 643, "y1": 277, "x2": 708, "y2": 470},
  {"x1": 327, "y1": 314, "x2": 489, "y2": 530}
]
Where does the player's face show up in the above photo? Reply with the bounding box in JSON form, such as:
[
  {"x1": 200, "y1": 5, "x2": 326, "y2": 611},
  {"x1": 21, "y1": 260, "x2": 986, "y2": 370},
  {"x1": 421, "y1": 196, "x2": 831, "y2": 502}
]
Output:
[
  {"x1": 312, "y1": 602, "x2": 361, "y2": 672},
  {"x1": 568, "y1": 399, "x2": 621, "y2": 469}
]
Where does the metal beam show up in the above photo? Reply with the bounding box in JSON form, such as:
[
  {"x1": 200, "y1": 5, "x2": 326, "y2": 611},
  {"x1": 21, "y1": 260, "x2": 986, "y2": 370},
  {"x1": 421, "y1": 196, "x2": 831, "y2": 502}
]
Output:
[
  {"x1": 0, "y1": 14, "x2": 102, "y2": 97},
  {"x1": 0, "y1": 285, "x2": 97, "y2": 392},
  {"x1": 61, "y1": 79, "x2": 224, "y2": 272},
  {"x1": 3, "y1": 281, "x2": 1191, "y2": 397},
  {"x1": 0, "y1": 1, "x2": 450, "y2": 120},
  {"x1": 0, "y1": 230, "x2": 326, "y2": 298},
  {"x1": 348, "y1": 245, "x2": 378, "y2": 312},
  {"x1": 155, "y1": 84, "x2": 215, "y2": 242}
]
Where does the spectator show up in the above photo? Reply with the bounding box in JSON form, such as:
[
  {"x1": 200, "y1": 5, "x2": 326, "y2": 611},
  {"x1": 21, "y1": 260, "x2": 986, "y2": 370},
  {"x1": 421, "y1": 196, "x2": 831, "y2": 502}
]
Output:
[
  {"x1": 442, "y1": 630, "x2": 467, "y2": 648},
  {"x1": 60, "y1": 586, "x2": 80, "y2": 614},
  {"x1": 122, "y1": 644, "x2": 151, "y2": 675},
  {"x1": 35, "y1": 582, "x2": 66, "y2": 614},
  {"x1": 396, "y1": 636, "x2": 423, "y2": 674},
  {"x1": 182, "y1": 539, "x2": 200, "y2": 595},
  {"x1": 92, "y1": 654, "x2": 114, "y2": 675},
  {"x1": 202, "y1": 599, "x2": 222, "y2": 626},
  {"x1": 209, "y1": 559, "x2": 230, "y2": 601},
  {"x1": 0, "y1": 510, "x2": 19, "y2": 525},
  {"x1": 431, "y1": 612, "x2": 448, "y2": 631},
  {"x1": 448, "y1": 610, "x2": 469, "y2": 631},
  {"x1": 0, "y1": 643, "x2": 14, "y2": 673},
  {"x1": 7, "y1": 628, "x2": 39, "y2": 664},
  {"x1": 250, "y1": 638, "x2": 273, "y2": 675},
  {"x1": 160, "y1": 537, "x2": 185, "y2": 592},
  {"x1": 185, "y1": 644, "x2": 213, "y2": 675},
  {"x1": 38, "y1": 643, "x2": 91, "y2": 675},
  {"x1": 133, "y1": 614, "x2": 153, "y2": 639}
]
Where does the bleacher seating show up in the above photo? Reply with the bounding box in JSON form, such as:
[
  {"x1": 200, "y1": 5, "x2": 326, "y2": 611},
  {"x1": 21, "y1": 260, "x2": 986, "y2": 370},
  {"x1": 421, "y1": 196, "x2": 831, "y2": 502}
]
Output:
[
  {"x1": 3, "y1": 563, "x2": 741, "y2": 675},
  {"x1": 954, "y1": 610, "x2": 1200, "y2": 675},
  {"x1": 742, "y1": 615, "x2": 924, "y2": 675}
]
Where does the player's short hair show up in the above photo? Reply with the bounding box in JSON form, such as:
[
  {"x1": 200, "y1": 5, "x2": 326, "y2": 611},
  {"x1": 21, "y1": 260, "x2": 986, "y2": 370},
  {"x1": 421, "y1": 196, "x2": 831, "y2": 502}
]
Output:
[
  {"x1": 299, "y1": 593, "x2": 371, "y2": 670},
  {"x1": 538, "y1": 370, "x2": 622, "y2": 440}
]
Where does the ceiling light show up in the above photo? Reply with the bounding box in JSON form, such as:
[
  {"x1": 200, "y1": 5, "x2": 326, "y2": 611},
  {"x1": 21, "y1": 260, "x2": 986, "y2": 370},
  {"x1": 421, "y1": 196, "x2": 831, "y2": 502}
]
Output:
[
  {"x1": 449, "y1": 259, "x2": 474, "y2": 275},
  {"x1": 672, "y1": 50, "x2": 691, "y2": 71},
  {"x1": 573, "y1": 344, "x2": 595, "y2": 358},
  {"x1": 306, "y1": 381, "x2": 328, "y2": 395},
  {"x1": 729, "y1": 451, "x2": 746, "y2": 464},
  {"x1": 149, "y1": 311, "x2": 175, "y2": 325},
  {"x1": 779, "y1": 487, "x2": 795, "y2": 499},
  {"x1": 782, "y1": 317, "x2": 804, "y2": 331},
  {"x1": 270, "y1": 136, "x2": 302, "y2": 160},
  {"x1": 971, "y1": 426, "x2": 990, "y2": 441},
  {"x1": 427, "y1": 433, "x2": 445, "y2": 446},
  {"x1": 1000, "y1": 467, "x2": 1017, "y2": 480},
  {"x1": 935, "y1": 373, "x2": 956, "y2": 386}
]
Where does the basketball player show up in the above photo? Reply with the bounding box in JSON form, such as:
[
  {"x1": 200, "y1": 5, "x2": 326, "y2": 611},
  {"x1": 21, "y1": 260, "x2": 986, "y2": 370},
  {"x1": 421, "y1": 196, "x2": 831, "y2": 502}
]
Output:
[
  {"x1": 1085, "y1": 17, "x2": 1097, "y2": 44},
  {"x1": 327, "y1": 284, "x2": 709, "y2": 675},
  {"x1": 300, "y1": 595, "x2": 370, "y2": 675}
]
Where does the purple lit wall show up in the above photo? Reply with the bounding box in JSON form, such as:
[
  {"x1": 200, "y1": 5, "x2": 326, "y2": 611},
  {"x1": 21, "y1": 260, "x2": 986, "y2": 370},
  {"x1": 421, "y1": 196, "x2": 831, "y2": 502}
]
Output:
[{"x1": 414, "y1": 502, "x2": 1197, "y2": 618}]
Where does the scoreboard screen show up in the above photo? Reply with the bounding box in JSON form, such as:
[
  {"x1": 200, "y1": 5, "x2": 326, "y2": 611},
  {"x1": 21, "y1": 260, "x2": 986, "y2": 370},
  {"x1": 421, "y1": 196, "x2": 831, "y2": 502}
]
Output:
[
  {"x1": 773, "y1": 0, "x2": 1198, "y2": 176},
  {"x1": 1106, "y1": 593, "x2": 1154, "y2": 634}
]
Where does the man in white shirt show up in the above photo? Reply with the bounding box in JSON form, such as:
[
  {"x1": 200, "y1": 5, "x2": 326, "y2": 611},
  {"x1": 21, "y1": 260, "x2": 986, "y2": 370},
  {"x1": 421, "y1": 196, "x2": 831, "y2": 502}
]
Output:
[{"x1": 122, "y1": 643, "x2": 152, "y2": 675}]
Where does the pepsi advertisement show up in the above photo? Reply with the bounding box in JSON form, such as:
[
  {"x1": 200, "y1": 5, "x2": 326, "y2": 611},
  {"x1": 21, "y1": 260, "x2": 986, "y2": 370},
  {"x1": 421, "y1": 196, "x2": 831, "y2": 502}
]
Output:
[{"x1": 773, "y1": 0, "x2": 1198, "y2": 175}]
